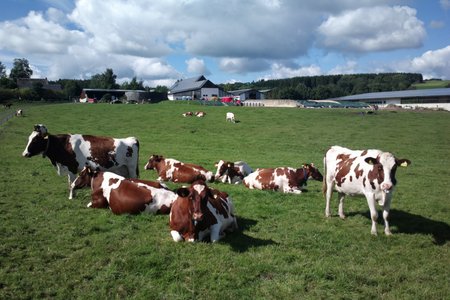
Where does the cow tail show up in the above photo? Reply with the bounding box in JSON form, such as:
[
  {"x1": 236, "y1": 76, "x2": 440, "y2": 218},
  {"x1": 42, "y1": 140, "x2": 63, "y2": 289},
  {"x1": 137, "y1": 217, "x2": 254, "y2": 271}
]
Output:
[
  {"x1": 322, "y1": 156, "x2": 327, "y2": 197},
  {"x1": 135, "y1": 139, "x2": 140, "y2": 178}
]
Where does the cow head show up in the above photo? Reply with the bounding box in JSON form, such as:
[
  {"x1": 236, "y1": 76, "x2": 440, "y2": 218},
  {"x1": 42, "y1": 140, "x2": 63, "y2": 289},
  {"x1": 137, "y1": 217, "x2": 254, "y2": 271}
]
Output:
[
  {"x1": 303, "y1": 163, "x2": 323, "y2": 181},
  {"x1": 22, "y1": 124, "x2": 49, "y2": 158},
  {"x1": 214, "y1": 160, "x2": 235, "y2": 180},
  {"x1": 364, "y1": 153, "x2": 411, "y2": 192},
  {"x1": 176, "y1": 180, "x2": 210, "y2": 224},
  {"x1": 144, "y1": 155, "x2": 164, "y2": 170},
  {"x1": 71, "y1": 165, "x2": 98, "y2": 190}
]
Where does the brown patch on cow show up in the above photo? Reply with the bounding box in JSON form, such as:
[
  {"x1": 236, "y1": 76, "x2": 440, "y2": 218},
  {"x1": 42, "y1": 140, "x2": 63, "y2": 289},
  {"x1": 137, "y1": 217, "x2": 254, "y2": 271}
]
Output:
[
  {"x1": 109, "y1": 178, "x2": 119, "y2": 186},
  {"x1": 256, "y1": 169, "x2": 279, "y2": 190},
  {"x1": 361, "y1": 150, "x2": 368, "y2": 156},
  {"x1": 45, "y1": 134, "x2": 79, "y2": 174},
  {"x1": 108, "y1": 180, "x2": 153, "y2": 215},
  {"x1": 349, "y1": 175, "x2": 353, "y2": 182},
  {"x1": 157, "y1": 204, "x2": 171, "y2": 214},
  {"x1": 84, "y1": 135, "x2": 116, "y2": 168},
  {"x1": 363, "y1": 177, "x2": 367, "y2": 187},
  {"x1": 335, "y1": 156, "x2": 355, "y2": 187},
  {"x1": 354, "y1": 163, "x2": 364, "y2": 179},
  {"x1": 367, "y1": 164, "x2": 384, "y2": 190}
]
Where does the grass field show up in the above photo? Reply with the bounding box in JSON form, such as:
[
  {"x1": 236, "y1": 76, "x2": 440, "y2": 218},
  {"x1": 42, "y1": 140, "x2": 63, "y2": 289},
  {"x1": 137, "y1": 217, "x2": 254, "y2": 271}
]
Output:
[
  {"x1": 412, "y1": 80, "x2": 450, "y2": 89},
  {"x1": 1, "y1": 102, "x2": 449, "y2": 299}
]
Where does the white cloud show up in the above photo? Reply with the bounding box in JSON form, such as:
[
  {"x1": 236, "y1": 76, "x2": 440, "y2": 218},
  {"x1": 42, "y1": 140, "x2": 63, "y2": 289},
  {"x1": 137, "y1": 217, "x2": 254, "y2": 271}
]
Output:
[
  {"x1": 260, "y1": 63, "x2": 321, "y2": 80},
  {"x1": 406, "y1": 46, "x2": 450, "y2": 79},
  {"x1": 219, "y1": 58, "x2": 270, "y2": 74},
  {"x1": 317, "y1": 6, "x2": 425, "y2": 52},
  {"x1": 186, "y1": 57, "x2": 210, "y2": 75}
]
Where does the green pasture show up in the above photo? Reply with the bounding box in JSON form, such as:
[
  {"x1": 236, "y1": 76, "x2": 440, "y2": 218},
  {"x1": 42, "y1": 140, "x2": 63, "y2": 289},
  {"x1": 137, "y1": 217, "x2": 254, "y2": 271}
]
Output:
[
  {"x1": 1, "y1": 102, "x2": 449, "y2": 299},
  {"x1": 412, "y1": 80, "x2": 450, "y2": 89}
]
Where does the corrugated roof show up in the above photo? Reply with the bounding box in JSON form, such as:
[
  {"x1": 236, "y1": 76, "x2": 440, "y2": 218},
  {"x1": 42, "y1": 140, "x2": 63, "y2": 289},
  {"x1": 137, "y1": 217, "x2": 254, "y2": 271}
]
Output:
[
  {"x1": 334, "y1": 88, "x2": 450, "y2": 101},
  {"x1": 169, "y1": 75, "x2": 208, "y2": 93}
]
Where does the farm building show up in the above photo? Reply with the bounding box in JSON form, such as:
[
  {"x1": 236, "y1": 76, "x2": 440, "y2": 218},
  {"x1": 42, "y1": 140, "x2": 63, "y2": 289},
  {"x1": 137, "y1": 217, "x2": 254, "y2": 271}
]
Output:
[
  {"x1": 228, "y1": 88, "x2": 270, "y2": 100},
  {"x1": 243, "y1": 99, "x2": 301, "y2": 107},
  {"x1": 79, "y1": 89, "x2": 167, "y2": 103},
  {"x1": 168, "y1": 75, "x2": 226, "y2": 100},
  {"x1": 332, "y1": 88, "x2": 450, "y2": 111}
]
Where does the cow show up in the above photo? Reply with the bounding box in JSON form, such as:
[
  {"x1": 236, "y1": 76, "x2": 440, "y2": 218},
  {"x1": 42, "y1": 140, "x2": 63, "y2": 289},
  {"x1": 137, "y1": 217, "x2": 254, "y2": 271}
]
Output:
[
  {"x1": 144, "y1": 155, "x2": 214, "y2": 183},
  {"x1": 15, "y1": 109, "x2": 23, "y2": 117},
  {"x1": 226, "y1": 112, "x2": 235, "y2": 123},
  {"x1": 22, "y1": 124, "x2": 139, "y2": 200},
  {"x1": 71, "y1": 166, "x2": 177, "y2": 214},
  {"x1": 182, "y1": 111, "x2": 193, "y2": 117},
  {"x1": 323, "y1": 145, "x2": 411, "y2": 235},
  {"x1": 243, "y1": 163, "x2": 323, "y2": 194},
  {"x1": 195, "y1": 111, "x2": 206, "y2": 117},
  {"x1": 214, "y1": 160, "x2": 253, "y2": 184},
  {"x1": 169, "y1": 180, "x2": 238, "y2": 242}
]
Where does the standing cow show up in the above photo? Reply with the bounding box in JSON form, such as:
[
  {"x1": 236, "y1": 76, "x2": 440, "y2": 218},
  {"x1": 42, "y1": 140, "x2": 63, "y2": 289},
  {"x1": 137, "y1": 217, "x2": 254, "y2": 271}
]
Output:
[
  {"x1": 323, "y1": 145, "x2": 411, "y2": 235},
  {"x1": 22, "y1": 124, "x2": 139, "y2": 199},
  {"x1": 71, "y1": 166, "x2": 177, "y2": 214},
  {"x1": 226, "y1": 112, "x2": 235, "y2": 123},
  {"x1": 144, "y1": 155, "x2": 214, "y2": 183},
  {"x1": 214, "y1": 160, "x2": 253, "y2": 184},
  {"x1": 169, "y1": 180, "x2": 238, "y2": 242},
  {"x1": 243, "y1": 164, "x2": 323, "y2": 194}
]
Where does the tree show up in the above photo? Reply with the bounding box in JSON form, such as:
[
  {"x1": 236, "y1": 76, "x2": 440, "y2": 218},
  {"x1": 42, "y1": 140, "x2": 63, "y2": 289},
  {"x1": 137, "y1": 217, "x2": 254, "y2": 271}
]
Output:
[
  {"x1": 89, "y1": 68, "x2": 118, "y2": 89},
  {"x1": 121, "y1": 77, "x2": 144, "y2": 90},
  {"x1": 0, "y1": 61, "x2": 6, "y2": 78},
  {"x1": 9, "y1": 58, "x2": 33, "y2": 81}
]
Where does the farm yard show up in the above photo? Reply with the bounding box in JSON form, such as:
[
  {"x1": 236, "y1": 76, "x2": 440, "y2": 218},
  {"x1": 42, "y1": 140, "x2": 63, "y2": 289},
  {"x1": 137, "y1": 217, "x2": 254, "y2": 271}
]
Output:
[{"x1": 0, "y1": 102, "x2": 449, "y2": 299}]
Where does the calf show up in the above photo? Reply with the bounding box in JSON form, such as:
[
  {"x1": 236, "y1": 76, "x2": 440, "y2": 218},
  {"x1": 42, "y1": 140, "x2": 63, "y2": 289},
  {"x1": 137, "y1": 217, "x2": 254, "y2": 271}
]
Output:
[
  {"x1": 323, "y1": 145, "x2": 411, "y2": 235},
  {"x1": 214, "y1": 160, "x2": 253, "y2": 184},
  {"x1": 22, "y1": 124, "x2": 139, "y2": 199},
  {"x1": 72, "y1": 166, "x2": 177, "y2": 214},
  {"x1": 169, "y1": 180, "x2": 238, "y2": 242},
  {"x1": 243, "y1": 164, "x2": 323, "y2": 194},
  {"x1": 144, "y1": 155, "x2": 214, "y2": 183},
  {"x1": 226, "y1": 112, "x2": 235, "y2": 123},
  {"x1": 195, "y1": 111, "x2": 206, "y2": 117}
]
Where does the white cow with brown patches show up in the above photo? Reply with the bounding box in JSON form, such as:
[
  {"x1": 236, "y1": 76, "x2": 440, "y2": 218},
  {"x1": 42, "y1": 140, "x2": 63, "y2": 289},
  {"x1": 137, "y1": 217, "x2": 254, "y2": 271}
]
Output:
[{"x1": 323, "y1": 145, "x2": 411, "y2": 235}]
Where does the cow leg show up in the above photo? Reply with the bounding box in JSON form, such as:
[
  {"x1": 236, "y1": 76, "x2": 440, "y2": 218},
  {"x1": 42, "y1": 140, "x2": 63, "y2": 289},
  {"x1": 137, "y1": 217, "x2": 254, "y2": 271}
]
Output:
[
  {"x1": 210, "y1": 224, "x2": 222, "y2": 243},
  {"x1": 324, "y1": 181, "x2": 334, "y2": 217},
  {"x1": 171, "y1": 230, "x2": 184, "y2": 242},
  {"x1": 365, "y1": 193, "x2": 378, "y2": 235},
  {"x1": 68, "y1": 173, "x2": 77, "y2": 200},
  {"x1": 338, "y1": 193, "x2": 346, "y2": 219},
  {"x1": 382, "y1": 195, "x2": 393, "y2": 235}
]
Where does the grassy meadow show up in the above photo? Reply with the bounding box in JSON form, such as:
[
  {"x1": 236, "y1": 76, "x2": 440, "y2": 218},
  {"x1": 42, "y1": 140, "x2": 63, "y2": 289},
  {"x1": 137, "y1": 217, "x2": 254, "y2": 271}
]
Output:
[{"x1": 0, "y1": 102, "x2": 449, "y2": 299}]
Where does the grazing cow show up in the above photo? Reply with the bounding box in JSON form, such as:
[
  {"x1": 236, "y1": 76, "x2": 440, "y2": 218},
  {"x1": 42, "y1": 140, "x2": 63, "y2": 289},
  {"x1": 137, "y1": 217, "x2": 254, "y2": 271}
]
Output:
[
  {"x1": 182, "y1": 111, "x2": 193, "y2": 117},
  {"x1": 323, "y1": 145, "x2": 411, "y2": 235},
  {"x1": 243, "y1": 164, "x2": 323, "y2": 194},
  {"x1": 169, "y1": 180, "x2": 238, "y2": 242},
  {"x1": 144, "y1": 155, "x2": 214, "y2": 183},
  {"x1": 22, "y1": 124, "x2": 139, "y2": 199},
  {"x1": 71, "y1": 167, "x2": 177, "y2": 214},
  {"x1": 214, "y1": 160, "x2": 253, "y2": 184},
  {"x1": 15, "y1": 109, "x2": 23, "y2": 117},
  {"x1": 195, "y1": 111, "x2": 206, "y2": 117},
  {"x1": 226, "y1": 112, "x2": 235, "y2": 123}
]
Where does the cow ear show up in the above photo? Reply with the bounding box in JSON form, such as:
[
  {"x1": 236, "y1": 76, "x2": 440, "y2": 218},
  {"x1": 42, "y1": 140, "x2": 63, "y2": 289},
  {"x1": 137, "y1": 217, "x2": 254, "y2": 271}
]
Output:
[
  {"x1": 214, "y1": 162, "x2": 218, "y2": 167},
  {"x1": 310, "y1": 162, "x2": 315, "y2": 168},
  {"x1": 365, "y1": 157, "x2": 378, "y2": 165},
  {"x1": 396, "y1": 159, "x2": 411, "y2": 167},
  {"x1": 176, "y1": 187, "x2": 190, "y2": 198}
]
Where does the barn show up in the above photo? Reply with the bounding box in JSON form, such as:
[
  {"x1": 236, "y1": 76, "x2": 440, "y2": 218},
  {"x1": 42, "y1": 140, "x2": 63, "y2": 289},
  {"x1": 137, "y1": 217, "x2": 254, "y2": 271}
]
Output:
[{"x1": 167, "y1": 75, "x2": 226, "y2": 100}]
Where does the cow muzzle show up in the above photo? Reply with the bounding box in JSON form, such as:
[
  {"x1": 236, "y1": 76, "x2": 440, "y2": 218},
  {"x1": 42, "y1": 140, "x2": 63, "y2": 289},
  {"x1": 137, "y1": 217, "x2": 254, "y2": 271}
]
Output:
[
  {"x1": 22, "y1": 151, "x2": 31, "y2": 158},
  {"x1": 193, "y1": 212, "x2": 203, "y2": 222},
  {"x1": 381, "y1": 182, "x2": 393, "y2": 193}
]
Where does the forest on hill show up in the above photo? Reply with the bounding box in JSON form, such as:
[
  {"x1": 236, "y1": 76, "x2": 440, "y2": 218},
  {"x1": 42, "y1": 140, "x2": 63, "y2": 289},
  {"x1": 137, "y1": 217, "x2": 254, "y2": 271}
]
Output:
[{"x1": 220, "y1": 73, "x2": 424, "y2": 100}]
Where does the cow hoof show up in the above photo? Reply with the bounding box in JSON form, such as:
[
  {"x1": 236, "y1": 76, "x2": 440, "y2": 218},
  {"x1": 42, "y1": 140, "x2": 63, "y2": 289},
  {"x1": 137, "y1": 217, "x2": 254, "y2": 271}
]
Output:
[
  {"x1": 371, "y1": 230, "x2": 378, "y2": 236},
  {"x1": 385, "y1": 230, "x2": 392, "y2": 236},
  {"x1": 339, "y1": 214, "x2": 346, "y2": 219}
]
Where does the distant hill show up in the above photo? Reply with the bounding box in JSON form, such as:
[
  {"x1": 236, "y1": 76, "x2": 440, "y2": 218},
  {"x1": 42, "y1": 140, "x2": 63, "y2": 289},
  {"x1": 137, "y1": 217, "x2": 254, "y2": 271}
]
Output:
[
  {"x1": 220, "y1": 73, "x2": 426, "y2": 100},
  {"x1": 412, "y1": 79, "x2": 450, "y2": 89}
]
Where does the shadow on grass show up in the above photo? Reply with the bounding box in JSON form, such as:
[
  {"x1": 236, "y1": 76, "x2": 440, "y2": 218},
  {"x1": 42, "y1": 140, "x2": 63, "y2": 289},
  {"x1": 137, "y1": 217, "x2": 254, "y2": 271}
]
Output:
[
  {"x1": 348, "y1": 209, "x2": 450, "y2": 245},
  {"x1": 226, "y1": 216, "x2": 278, "y2": 253}
]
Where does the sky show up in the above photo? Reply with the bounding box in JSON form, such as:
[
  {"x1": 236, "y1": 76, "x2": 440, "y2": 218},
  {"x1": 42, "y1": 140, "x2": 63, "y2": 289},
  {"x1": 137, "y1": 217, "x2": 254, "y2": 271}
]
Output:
[{"x1": 0, "y1": 0, "x2": 449, "y2": 88}]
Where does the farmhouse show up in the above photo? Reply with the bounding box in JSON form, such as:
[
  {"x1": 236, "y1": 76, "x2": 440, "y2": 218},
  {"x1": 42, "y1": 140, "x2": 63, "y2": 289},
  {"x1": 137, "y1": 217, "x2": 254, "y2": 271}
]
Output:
[
  {"x1": 228, "y1": 88, "x2": 270, "y2": 100},
  {"x1": 167, "y1": 75, "x2": 226, "y2": 100},
  {"x1": 333, "y1": 88, "x2": 450, "y2": 111}
]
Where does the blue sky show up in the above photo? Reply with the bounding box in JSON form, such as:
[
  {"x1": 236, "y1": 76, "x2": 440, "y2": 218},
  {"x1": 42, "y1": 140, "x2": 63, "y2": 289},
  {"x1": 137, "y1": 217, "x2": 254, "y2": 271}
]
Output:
[{"x1": 0, "y1": 0, "x2": 449, "y2": 87}]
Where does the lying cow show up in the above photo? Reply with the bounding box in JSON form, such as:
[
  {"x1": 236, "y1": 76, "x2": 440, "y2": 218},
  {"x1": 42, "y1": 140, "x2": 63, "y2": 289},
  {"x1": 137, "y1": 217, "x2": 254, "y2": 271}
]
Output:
[
  {"x1": 144, "y1": 155, "x2": 214, "y2": 183},
  {"x1": 169, "y1": 180, "x2": 238, "y2": 242},
  {"x1": 195, "y1": 111, "x2": 206, "y2": 117},
  {"x1": 72, "y1": 166, "x2": 177, "y2": 214},
  {"x1": 243, "y1": 163, "x2": 323, "y2": 194},
  {"x1": 323, "y1": 145, "x2": 411, "y2": 235},
  {"x1": 22, "y1": 124, "x2": 139, "y2": 199},
  {"x1": 182, "y1": 111, "x2": 193, "y2": 117},
  {"x1": 226, "y1": 112, "x2": 235, "y2": 123},
  {"x1": 214, "y1": 160, "x2": 253, "y2": 184}
]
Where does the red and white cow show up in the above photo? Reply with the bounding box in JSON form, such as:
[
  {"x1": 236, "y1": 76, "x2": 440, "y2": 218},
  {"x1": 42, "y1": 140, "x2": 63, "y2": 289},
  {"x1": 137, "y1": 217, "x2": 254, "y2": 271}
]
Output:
[
  {"x1": 214, "y1": 160, "x2": 253, "y2": 184},
  {"x1": 243, "y1": 164, "x2": 323, "y2": 194},
  {"x1": 323, "y1": 145, "x2": 411, "y2": 235},
  {"x1": 195, "y1": 111, "x2": 206, "y2": 117},
  {"x1": 169, "y1": 180, "x2": 238, "y2": 242},
  {"x1": 72, "y1": 166, "x2": 177, "y2": 214},
  {"x1": 144, "y1": 155, "x2": 214, "y2": 183},
  {"x1": 22, "y1": 124, "x2": 139, "y2": 199},
  {"x1": 182, "y1": 111, "x2": 193, "y2": 117}
]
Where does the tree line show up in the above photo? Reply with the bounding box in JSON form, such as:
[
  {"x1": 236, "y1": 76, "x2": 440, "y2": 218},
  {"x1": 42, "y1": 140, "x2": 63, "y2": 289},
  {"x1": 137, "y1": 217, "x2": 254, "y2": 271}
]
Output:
[
  {"x1": 0, "y1": 58, "x2": 168, "y2": 103},
  {"x1": 0, "y1": 57, "x2": 426, "y2": 103},
  {"x1": 220, "y1": 73, "x2": 424, "y2": 100}
]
